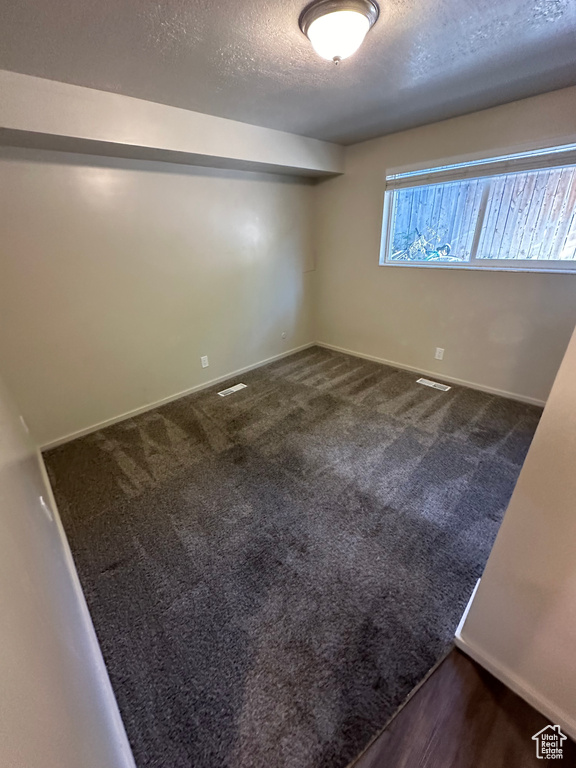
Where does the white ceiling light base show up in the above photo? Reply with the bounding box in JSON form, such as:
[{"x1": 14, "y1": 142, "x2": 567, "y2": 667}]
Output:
[{"x1": 299, "y1": 0, "x2": 380, "y2": 64}]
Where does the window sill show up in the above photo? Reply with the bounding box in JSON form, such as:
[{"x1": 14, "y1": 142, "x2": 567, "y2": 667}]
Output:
[{"x1": 379, "y1": 262, "x2": 576, "y2": 274}]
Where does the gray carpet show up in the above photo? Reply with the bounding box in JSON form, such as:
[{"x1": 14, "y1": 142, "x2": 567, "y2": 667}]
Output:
[{"x1": 44, "y1": 346, "x2": 541, "y2": 768}]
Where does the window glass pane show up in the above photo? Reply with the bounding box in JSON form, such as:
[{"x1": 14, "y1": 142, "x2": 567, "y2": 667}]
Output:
[
  {"x1": 476, "y1": 167, "x2": 576, "y2": 261},
  {"x1": 387, "y1": 179, "x2": 485, "y2": 263}
]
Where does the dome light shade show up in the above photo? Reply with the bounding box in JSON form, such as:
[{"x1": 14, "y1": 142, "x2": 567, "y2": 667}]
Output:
[
  {"x1": 307, "y1": 11, "x2": 369, "y2": 61},
  {"x1": 299, "y1": 0, "x2": 379, "y2": 64}
]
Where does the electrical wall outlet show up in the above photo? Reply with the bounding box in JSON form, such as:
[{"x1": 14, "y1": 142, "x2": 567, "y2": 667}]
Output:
[
  {"x1": 435, "y1": 347, "x2": 444, "y2": 360},
  {"x1": 281, "y1": 332, "x2": 287, "y2": 339},
  {"x1": 201, "y1": 355, "x2": 209, "y2": 368}
]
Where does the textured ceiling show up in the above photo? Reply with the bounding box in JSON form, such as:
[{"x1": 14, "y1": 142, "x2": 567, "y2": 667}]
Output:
[{"x1": 0, "y1": 0, "x2": 575, "y2": 145}]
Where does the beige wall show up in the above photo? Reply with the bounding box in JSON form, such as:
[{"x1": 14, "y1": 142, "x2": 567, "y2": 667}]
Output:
[
  {"x1": 457, "y1": 324, "x2": 576, "y2": 738},
  {"x1": 0, "y1": 373, "x2": 135, "y2": 767},
  {"x1": 314, "y1": 86, "x2": 576, "y2": 404},
  {"x1": 0, "y1": 148, "x2": 315, "y2": 446},
  {"x1": 2, "y1": 86, "x2": 576, "y2": 446}
]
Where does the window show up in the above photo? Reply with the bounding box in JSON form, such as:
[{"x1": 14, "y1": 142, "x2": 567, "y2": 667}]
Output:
[{"x1": 380, "y1": 145, "x2": 576, "y2": 271}]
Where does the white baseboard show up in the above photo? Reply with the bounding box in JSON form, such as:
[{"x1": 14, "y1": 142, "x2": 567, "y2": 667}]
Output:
[
  {"x1": 42, "y1": 338, "x2": 546, "y2": 450},
  {"x1": 455, "y1": 579, "x2": 481, "y2": 639},
  {"x1": 41, "y1": 342, "x2": 315, "y2": 451},
  {"x1": 316, "y1": 342, "x2": 546, "y2": 408},
  {"x1": 455, "y1": 587, "x2": 576, "y2": 741},
  {"x1": 35, "y1": 449, "x2": 137, "y2": 766}
]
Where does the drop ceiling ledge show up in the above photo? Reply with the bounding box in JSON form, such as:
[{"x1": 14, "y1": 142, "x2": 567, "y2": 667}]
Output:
[{"x1": 0, "y1": 71, "x2": 344, "y2": 178}]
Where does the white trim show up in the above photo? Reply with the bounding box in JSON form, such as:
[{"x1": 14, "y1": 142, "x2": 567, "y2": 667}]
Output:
[
  {"x1": 41, "y1": 343, "x2": 315, "y2": 450},
  {"x1": 385, "y1": 145, "x2": 576, "y2": 189},
  {"x1": 379, "y1": 261, "x2": 576, "y2": 274},
  {"x1": 41, "y1": 338, "x2": 546, "y2": 450},
  {"x1": 455, "y1": 579, "x2": 481, "y2": 639},
  {"x1": 455, "y1": 632, "x2": 576, "y2": 742},
  {"x1": 386, "y1": 141, "x2": 576, "y2": 187},
  {"x1": 385, "y1": 135, "x2": 576, "y2": 181},
  {"x1": 380, "y1": 155, "x2": 576, "y2": 273},
  {"x1": 316, "y1": 342, "x2": 546, "y2": 407},
  {"x1": 36, "y1": 451, "x2": 137, "y2": 767}
]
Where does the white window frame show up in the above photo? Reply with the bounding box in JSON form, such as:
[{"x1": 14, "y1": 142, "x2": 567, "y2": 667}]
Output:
[{"x1": 379, "y1": 143, "x2": 576, "y2": 273}]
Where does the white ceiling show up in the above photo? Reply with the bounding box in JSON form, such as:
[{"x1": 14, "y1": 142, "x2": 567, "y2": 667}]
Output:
[{"x1": 0, "y1": 0, "x2": 575, "y2": 145}]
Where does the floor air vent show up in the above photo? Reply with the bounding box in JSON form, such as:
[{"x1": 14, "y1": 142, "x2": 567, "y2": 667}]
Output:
[
  {"x1": 218, "y1": 383, "x2": 247, "y2": 397},
  {"x1": 416, "y1": 378, "x2": 451, "y2": 392}
]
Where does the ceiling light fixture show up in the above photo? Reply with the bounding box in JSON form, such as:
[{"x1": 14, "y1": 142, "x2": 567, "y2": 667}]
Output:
[{"x1": 299, "y1": 0, "x2": 379, "y2": 65}]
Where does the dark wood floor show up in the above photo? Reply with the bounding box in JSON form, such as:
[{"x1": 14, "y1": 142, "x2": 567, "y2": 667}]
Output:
[{"x1": 352, "y1": 649, "x2": 576, "y2": 768}]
